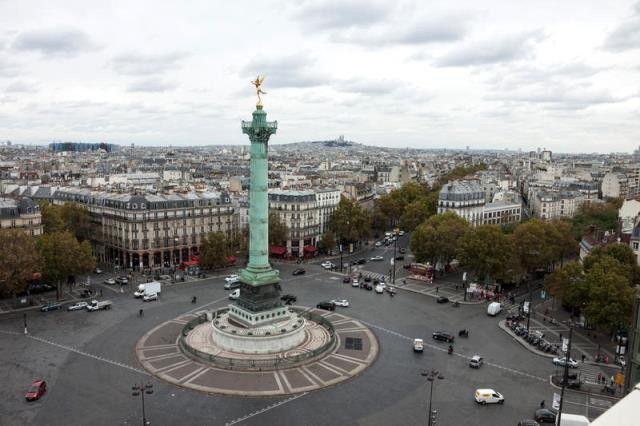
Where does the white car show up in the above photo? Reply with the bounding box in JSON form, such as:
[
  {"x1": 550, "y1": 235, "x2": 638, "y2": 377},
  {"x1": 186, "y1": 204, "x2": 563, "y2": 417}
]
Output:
[
  {"x1": 104, "y1": 278, "x2": 116, "y2": 285},
  {"x1": 143, "y1": 293, "x2": 158, "y2": 302},
  {"x1": 332, "y1": 299, "x2": 350, "y2": 307},
  {"x1": 67, "y1": 301, "x2": 88, "y2": 311},
  {"x1": 474, "y1": 388, "x2": 504, "y2": 405},
  {"x1": 225, "y1": 275, "x2": 239, "y2": 283},
  {"x1": 321, "y1": 261, "x2": 335, "y2": 270},
  {"x1": 370, "y1": 256, "x2": 384, "y2": 261},
  {"x1": 229, "y1": 289, "x2": 240, "y2": 300},
  {"x1": 413, "y1": 338, "x2": 424, "y2": 352},
  {"x1": 375, "y1": 285, "x2": 384, "y2": 294},
  {"x1": 375, "y1": 241, "x2": 382, "y2": 247},
  {"x1": 552, "y1": 357, "x2": 578, "y2": 368},
  {"x1": 399, "y1": 230, "x2": 405, "y2": 236}
]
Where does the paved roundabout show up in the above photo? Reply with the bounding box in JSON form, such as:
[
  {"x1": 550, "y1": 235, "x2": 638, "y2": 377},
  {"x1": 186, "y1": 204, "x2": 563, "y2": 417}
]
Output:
[{"x1": 135, "y1": 306, "x2": 379, "y2": 396}]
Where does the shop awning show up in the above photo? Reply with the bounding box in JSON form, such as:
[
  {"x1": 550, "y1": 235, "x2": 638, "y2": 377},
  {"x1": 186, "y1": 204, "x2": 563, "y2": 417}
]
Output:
[
  {"x1": 269, "y1": 245, "x2": 287, "y2": 255},
  {"x1": 303, "y1": 245, "x2": 318, "y2": 253}
]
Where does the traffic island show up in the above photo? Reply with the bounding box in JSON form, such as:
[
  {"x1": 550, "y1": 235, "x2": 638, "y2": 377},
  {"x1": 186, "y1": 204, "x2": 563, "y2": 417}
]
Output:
[{"x1": 135, "y1": 307, "x2": 378, "y2": 396}]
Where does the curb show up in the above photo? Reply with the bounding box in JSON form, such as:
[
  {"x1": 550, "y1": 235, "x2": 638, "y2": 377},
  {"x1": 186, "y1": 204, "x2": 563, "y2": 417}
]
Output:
[
  {"x1": 395, "y1": 284, "x2": 484, "y2": 305},
  {"x1": 547, "y1": 375, "x2": 623, "y2": 400},
  {"x1": 498, "y1": 320, "x2": 556, "y2": 358}
]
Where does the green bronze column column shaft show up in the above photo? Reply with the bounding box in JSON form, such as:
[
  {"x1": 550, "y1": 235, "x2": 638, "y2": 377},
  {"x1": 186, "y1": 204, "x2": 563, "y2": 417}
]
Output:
[{"x1": 233, "y1": 104, "x2": 282, "y2": 318}]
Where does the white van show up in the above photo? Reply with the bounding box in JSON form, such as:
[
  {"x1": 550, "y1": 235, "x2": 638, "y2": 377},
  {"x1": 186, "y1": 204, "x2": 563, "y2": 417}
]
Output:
[
  {"x1": 487, "y1": 302, "x2": 502, "y2": 316},
  {"x1": 229, "y1": 289, "x2": 240, "y2": 300},
  {"x1": 474, "y1": 388, "x2": 504, "y2": 405}
]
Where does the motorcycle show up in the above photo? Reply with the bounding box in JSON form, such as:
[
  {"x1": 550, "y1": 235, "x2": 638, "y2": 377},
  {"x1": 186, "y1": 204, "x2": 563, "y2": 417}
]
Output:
[
  {"x1": 458, "y1": 329, "x2": 469, "y2": 338},
  {"x1": 191, "y1": 296, "x2": 197, "y2": 304},
  {"x1": 447, "y1": 345, "x2": 454, "y2": 355},
  {"x1": 452, "y1": 301, "x2": 460, "y2": 308}
]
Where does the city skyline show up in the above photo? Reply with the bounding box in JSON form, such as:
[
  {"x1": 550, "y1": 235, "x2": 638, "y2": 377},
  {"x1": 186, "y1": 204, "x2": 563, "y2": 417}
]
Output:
[{"x1": 1, "y1": 0, "x2": 639, "y2": 153}]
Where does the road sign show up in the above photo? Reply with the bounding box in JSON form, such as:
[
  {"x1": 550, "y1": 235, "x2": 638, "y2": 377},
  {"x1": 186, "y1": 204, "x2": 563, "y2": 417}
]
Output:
[
  {"x1": 523, "y1": 301, "x2": 530, "y2": 314},
  {"x1": 540, "y1": 290, "x2": 546, "y2": 299}
]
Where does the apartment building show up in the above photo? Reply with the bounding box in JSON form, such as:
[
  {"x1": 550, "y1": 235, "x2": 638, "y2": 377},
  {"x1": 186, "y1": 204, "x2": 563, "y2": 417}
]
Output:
[
  {"x1": 437, "y1": 181, "x2": 486, "y2": 226},
  {"x1": 268, "y1": 188, "x2": 341, "y2": 257},
  {"x1": 530, "y1": 190, "x2": 585, "y2": 220},
  {"x1": 53, "y1": 188, "x2": 237, "y2": 270},
  {"x1": 0, "y1": 197, "x2": 43, "y2": 236}
]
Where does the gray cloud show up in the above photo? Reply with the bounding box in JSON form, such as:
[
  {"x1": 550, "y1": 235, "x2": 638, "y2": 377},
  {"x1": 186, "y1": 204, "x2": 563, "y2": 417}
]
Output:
[
  {"x1": 127, "y1": 78, "x2": 178, "y2": 92},
  {"x1": 603, "y1": 2, "x2": 640, "y2": 51},
  {"x1": 242, "y1": 54, "x2": 328, "y2": 89},
  {"x1": 333, "y1": 15, "x2": 469, "y2": 45},
  {"x1": 12, "y1": 28, "x2": 97, "y2": 57},
  {"x1": 4, "y1": 80, "x2": 38, "y2": 93},
  {"x1": 485, "y1": 61, "x2": 606, "y2": 92},
  {"x1": 486, "y1": 83, "x2": 637, "y2": 110},
  {"x1": 292, "y1": 0, "x2": 388, "y2": 31},
  {"x1": 111, "y1": 51, "x2": 188, "y2": 75},
  {"x1": 335, "y1": 79, "x2": 401, "y2": 95},
  {"x1": 435, "y1": 31, "x2": 545, "y2": 67},
  {"x1": 0, "y1": 57, "x2": 20, "y2": 77}
]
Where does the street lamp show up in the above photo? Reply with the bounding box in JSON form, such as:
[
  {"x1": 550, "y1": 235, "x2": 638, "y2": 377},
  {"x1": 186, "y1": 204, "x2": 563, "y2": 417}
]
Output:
[
  {"x1": 421, "y1": 369, "x2": 444, "y2": 426},
  {"x1": 392, "y1": 228, "x2": 400, "y2": 284},
  {"x1": 131, "y1": 382, "x2": 153, "y2": 426}
]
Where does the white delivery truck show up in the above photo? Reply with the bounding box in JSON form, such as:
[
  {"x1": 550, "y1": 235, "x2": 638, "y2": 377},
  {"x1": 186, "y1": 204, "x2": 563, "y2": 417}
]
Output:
[
  {"x1": 135, "y1": 281, "x2": 161, "y2": 298},
  {"x1": 558, "y1": 413, "x2": 590, "y2": 425},
  {"x1": 487, "y1": 302, "x2": 502, "y2": 316},
  {"x1": 87, "y1": 300, "x2": 112, "y2": 311}
]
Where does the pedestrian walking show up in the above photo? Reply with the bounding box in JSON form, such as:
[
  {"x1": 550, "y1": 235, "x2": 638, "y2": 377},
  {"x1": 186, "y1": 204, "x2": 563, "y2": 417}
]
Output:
[
  {"x1": 540, "y1": 400, "x2": 545, "y2": 409},
  {"x1": 597, "y1": 372, "x2": 602, "y2": 383},
  {"x1": 582, "y1": 354, "x2": 586, "y2": 363},
  {"x1": 99, "y1": 289, "x2": 103, "y2": 297},
  {"x1": 610, "y1": 376, "x2": 614, "y2": 387},
  {"x1": 436, "y1": 287, "x2": 439, "y2": 294}
]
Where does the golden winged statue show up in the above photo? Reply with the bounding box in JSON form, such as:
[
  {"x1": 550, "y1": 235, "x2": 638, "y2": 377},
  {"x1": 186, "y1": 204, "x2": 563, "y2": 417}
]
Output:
[{"x1": 251, "y1": 75, "x2": 267, "y2": 106}]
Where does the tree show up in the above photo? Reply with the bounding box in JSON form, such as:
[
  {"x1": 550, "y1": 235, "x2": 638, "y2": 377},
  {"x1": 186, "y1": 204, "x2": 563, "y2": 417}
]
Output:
[
  {"x1": 584, "y1": 243, "x2": 640, "y2": 286},
  {"x1": 36, "y1": 231, "x2": 95, "y2": 299},
  {"x1": 544, "y1": 262, "x2": 585, "y2": 306},
  {"x1": 0, "y1": 230, "x2": 42, "y2": 297},
  {"x1": 511, "y1": 219, "x2": 556, "y2": 278},
  {"x1": 548, "y1": 220, "x2": 579, "y2": 266},
  {"x1": 330, "y1": 197, "x2": 371, "y2": 244},
  {"x1": 60, "y1": 202, "x2": 94, "y2": 242},
  {"x1": 410, "y1": 212, "x2": 469, "y2": 266},
  {"x1": 319, "y1": 230, "x2": 336, "y2": 255},
  {"x1": 583, "y1": 256, "x2": 635, "y2": 330},
  {"x1": 565, "y1": 201, "x2": 619, "y2": 240},
  {"x1": 269, "y1": 213, "x2": 288, "y2": 246},
  {"x1": 456, "y1": 225, "x2": 513, "y2": 284},
  {"x1": 39, "y1": 201, "x2": 65, "y2": 234},
  {"x1": 199, "y1": 232, "x2": 229, "y2": 269},
  {"x1": 399, "y1": 198, "x2": 433, "y2": 231}
]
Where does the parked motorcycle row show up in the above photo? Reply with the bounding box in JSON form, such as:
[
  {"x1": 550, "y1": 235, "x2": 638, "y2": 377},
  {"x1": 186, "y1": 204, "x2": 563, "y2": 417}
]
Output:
[{"x1": 508, "y1": 319, "x2": 559, "y2": 355}]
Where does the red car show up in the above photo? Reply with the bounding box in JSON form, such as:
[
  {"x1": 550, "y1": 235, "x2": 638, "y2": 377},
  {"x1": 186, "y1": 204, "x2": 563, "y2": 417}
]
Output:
[{"x1": 25, "y1": 380, "x2": 46, "y2": 401}]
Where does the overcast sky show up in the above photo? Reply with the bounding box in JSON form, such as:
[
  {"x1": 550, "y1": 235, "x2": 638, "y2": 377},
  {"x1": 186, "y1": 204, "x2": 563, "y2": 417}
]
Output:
[{"x1": 1, "y1": 0, "x2": 639, "y2": 153}]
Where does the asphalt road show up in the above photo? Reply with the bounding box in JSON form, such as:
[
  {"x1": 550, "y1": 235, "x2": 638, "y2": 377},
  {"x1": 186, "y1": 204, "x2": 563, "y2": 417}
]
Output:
[{"x1": 0, "y1": 257, "x2": 615, "y2": 426}]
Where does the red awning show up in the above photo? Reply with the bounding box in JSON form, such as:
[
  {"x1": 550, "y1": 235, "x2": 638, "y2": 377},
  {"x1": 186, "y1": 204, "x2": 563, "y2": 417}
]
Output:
[
  {"x1": 225, "y1": 255, "x2": 236, "y2": 265},
  {"x1": 269, "y1": 245, "x2": 287, "y2": 255},
  {"x1": 182, "y1": 260, "x2": 199, "y2": 267},
  {"x1": 303, "y1": 245, "x2": 318, "y2": 253}
]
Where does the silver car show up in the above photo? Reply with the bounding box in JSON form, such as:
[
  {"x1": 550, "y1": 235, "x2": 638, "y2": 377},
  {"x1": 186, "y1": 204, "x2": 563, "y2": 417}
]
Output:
[{"x1": 67, "y1": 301, "x2": 88, "y2": 311}]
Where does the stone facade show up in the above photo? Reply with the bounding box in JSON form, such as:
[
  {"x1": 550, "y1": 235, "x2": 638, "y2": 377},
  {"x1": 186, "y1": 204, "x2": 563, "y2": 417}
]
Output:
[{"x1": 0, "y1": 197, "x2": 43, "y2": 236}]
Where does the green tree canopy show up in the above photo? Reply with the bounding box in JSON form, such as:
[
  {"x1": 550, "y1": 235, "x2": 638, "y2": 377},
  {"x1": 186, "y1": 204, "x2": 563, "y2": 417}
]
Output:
[
  {"x1": 329, "y1": 197, "x2": 371, "y2": 243},
  {"x1": 39, "y1": 201, "x2": 65, "y2": 234},
  {"x1": 319, "y1": 230, "x2": 336, "y2": 254},
  {"x1": 565, "y1": 200, "x2": 620, "y2": 240},
  {"x1": 410, "y1": 211, "x2": 469, "y2": 266},
  {"x1": 0, "y1": 229, "x2": 43, "y2": 296},
  {"x1": 583, "y1": 256, "x2": 635, "y2": 330},
  {"x1": 60, "y1": 202, "x2": 94, "y2": 241},
  {"x1": 456, "y1": 225, "x2": 513, "y2": 284},
  {"x1": 36, "y1": 231, "x2": 95, "y2": 299},
  {"x1": 269, "y1": 213, "x2": 289, "y2": 246},
  {"x1": 544, "y1": 261, "x2": 585, "y2": 305},
  {"x1": 511, "y1": 219, "x2": 556, "y2": 276},
  {"x1": 199, "y1": 232, "x2": 230, "y2": 269}
]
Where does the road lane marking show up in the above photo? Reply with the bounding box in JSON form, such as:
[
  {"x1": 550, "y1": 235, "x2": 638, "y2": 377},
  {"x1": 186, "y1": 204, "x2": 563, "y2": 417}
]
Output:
[
  {"x1": 360, "y1": 321, "x2": 547, "y2": 382},
  {"x1": 224, "y1": 392, "x2": 309, "y2": 426},
  {"x1": 0, "y1": 329, "x2": 149, "y2": 375}
]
